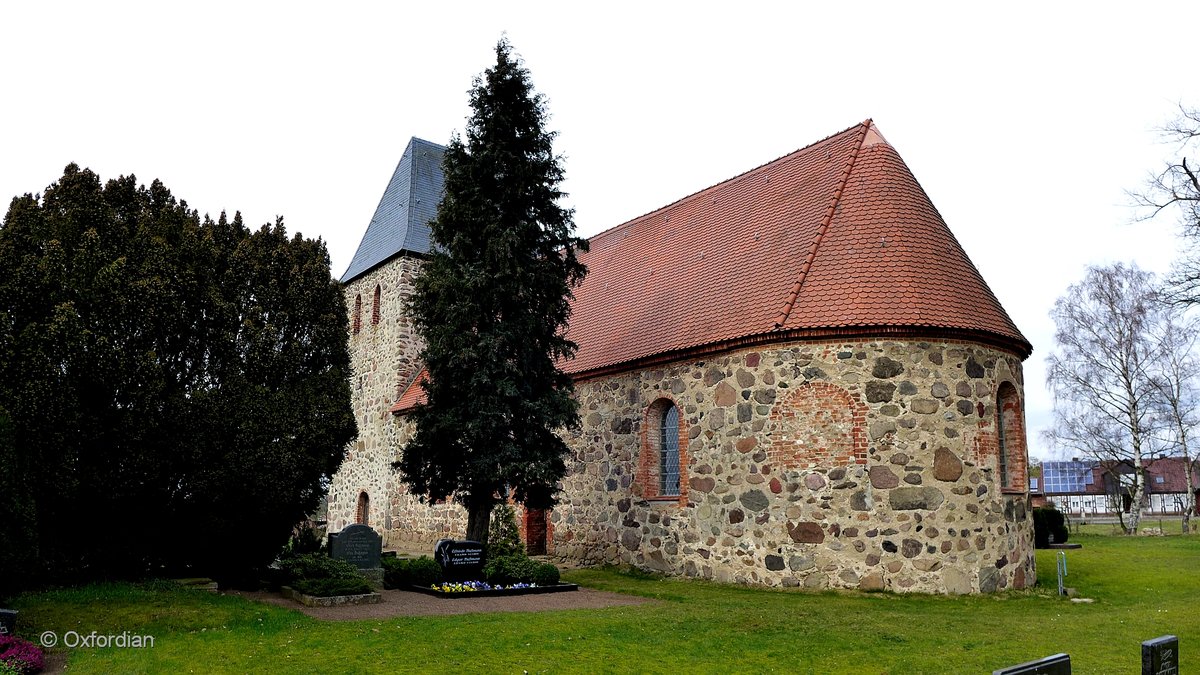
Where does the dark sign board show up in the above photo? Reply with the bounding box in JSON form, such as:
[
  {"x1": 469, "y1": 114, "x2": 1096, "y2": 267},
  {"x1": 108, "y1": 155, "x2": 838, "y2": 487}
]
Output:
[
  {"x1": 0, "y1": 609, "x2": 15, "y2": 636},
  {"x1": 993, "y1": 653, "x2": 1071, "y2": 675},
  {"x1": 1142, "y1": 635, "x2": 1178, "y2": 675}
]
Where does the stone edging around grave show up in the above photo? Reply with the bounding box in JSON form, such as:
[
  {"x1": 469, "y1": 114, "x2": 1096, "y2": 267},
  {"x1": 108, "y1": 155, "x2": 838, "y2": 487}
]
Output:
[
  {"x1": 407, "y1": 583, "x2": 579, "y2": 599},
  {"x1": 280, "y1": 586, "x2": 383, "y2": 607}
]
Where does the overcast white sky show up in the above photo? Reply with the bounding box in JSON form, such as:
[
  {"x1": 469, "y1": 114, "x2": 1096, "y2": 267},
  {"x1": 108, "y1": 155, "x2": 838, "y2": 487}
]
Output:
[{"x1": 2, "y1": 2, "x2": 1196, "y2": 459}]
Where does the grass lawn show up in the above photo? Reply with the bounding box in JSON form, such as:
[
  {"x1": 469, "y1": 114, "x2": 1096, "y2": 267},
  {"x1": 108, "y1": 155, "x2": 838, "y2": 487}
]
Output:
[{"x1": 11, "y1": 532, "x2": 1197, "y2": 674}]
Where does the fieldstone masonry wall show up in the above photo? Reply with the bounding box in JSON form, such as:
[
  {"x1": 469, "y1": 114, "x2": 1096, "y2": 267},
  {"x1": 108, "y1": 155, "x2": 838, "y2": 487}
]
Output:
[
  {"x1": 328, "y1": 255, "x2": 427, "y2": 537},
  {"x1": 554, "y1": 339, "x2": 1034, "y2": 594}
]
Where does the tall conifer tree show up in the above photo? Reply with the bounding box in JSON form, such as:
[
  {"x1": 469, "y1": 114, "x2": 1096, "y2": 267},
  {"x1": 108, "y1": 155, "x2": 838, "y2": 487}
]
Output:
[
  {"x1": 400, "y1": 39, "x2": 588, "y2": 544},
  {"x1": 0, "y1": 166, "x2": 355, "y2": 589}
]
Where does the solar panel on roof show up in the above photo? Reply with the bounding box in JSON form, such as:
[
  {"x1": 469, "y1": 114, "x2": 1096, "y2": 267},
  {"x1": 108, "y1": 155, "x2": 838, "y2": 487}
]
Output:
[{"x1": 1041, "y1": 461, "x2": 1093, "y2": 493}]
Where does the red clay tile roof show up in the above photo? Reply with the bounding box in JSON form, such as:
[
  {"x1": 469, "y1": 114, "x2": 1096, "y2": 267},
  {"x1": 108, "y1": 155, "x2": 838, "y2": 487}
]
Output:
[
  {"x1": 392, "y1": 121, "x2": 1031, "y2": 411},
  {"x1": 392, "y1": 369, "x2": 429, "y2": 414},
  {"x1": 564, "y1": 121, "x2": 1030, "y2": 377}
]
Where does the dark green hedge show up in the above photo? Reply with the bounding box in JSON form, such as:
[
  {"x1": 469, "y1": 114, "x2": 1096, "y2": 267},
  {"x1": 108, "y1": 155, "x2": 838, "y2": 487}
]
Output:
[
  {"x1": 382, "y1": 556, "x2": 443, "y2": 589},
  {"x1": 278, "y1": 552, "x2": 370, "y2": 597},
  {"x1": 1033, "y1": 506, "x2": 1069, "y2": 548}
]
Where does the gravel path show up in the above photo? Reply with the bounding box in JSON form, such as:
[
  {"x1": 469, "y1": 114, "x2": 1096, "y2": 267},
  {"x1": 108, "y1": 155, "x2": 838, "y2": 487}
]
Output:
[{"x1": 232, "y1": 586, "x2": 653, "y2": 621}]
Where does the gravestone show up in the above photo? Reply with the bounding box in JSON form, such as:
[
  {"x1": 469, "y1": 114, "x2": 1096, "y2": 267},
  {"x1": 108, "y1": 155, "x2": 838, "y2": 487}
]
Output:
[
  {"x1": 330, "y1": 524, "x2": 383, "y2": 589},
  {"x1": 1142, "y1": 635, "x2": 1178, "y2": 675},
  {"x1": 0, "y1": 609, "x2": 16, "y2": 636},
  {"x1": 434, "y1": 539, "x2": 485, "y2": 582},
  {"x1": 993, "y1": 653, "x2": 1071, "y2": 675}
]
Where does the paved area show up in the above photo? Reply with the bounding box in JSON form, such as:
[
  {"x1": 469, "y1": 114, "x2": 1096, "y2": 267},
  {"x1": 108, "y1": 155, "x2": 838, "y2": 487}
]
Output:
[{"x1": 233, "y1": 586, "x2": 653, "y2": 621}]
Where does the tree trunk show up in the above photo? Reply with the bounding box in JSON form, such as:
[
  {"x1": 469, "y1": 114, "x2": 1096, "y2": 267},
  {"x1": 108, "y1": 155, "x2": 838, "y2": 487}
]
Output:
[
  {"x1": 1184, "y1": 457, "x2": 1196, "y2": 535},
  {"x1": 465, "y1": 501, "x2": 494, "y2": 547},
  {"x1": 1127, "y1": 473, "x2": 1145, "y2": 534}
]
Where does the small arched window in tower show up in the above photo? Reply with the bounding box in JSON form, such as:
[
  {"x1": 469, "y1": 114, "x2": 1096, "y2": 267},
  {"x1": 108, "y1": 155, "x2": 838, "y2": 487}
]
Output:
[
  {"x1": 355, "y1": 491, "x2": 370, "y2": 526},
  {"x1": 372, "y1": 284, "x2": 382, "y2": 326},
  {"x1": 352, "y1": 294, "x2": 362, "y2": 334}
]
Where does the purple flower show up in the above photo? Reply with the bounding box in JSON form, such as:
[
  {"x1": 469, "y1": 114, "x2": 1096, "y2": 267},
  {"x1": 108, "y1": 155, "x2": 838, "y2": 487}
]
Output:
[{"x1": 0, "y1": 635, "x2": 44, "y2": 674}]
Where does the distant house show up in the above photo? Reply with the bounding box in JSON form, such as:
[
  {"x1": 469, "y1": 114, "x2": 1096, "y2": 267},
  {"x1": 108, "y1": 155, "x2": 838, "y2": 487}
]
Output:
[{"x1": 1033, "y1": 458, "x2": 1200, "y2": 516}]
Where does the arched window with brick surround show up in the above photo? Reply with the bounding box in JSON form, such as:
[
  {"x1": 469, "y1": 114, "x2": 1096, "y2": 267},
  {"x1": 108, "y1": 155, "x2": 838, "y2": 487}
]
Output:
[
  {"x1": 372, "y1": 284, "x2": 382, "y2": 325},
  {"x1": 660, "y1": 403, "x2": 681, "y2": 495},
  {"x1": 355, "y1": 491, "x2": 370, "y2": 525},
  {"x1": 637, "y1": 399, "x2": 687, "y2": 503},
  {"x1": 352, "y1": 295, "x2": 362, "y2": 334},
  {"x1": 996, "y1": 382, "x2": 1027, "y2": 492}
]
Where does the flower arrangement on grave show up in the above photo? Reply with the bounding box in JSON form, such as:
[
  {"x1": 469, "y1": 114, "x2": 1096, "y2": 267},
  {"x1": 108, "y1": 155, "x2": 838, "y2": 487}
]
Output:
[
  {"x1": 0, "y1": 634, "x2": 44, "y2": 675},
  {"x1": 429, "y1": 581, "x2": 537, "y2": 593}
]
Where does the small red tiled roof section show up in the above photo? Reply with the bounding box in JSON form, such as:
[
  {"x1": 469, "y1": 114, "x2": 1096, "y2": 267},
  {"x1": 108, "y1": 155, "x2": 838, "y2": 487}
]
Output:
[
  {"x1": 564, "y1": 121, "x2": 1030, "y2": 377},
  {"x1": 390, "y1": 369, "x2": 429, "y2": 414}
]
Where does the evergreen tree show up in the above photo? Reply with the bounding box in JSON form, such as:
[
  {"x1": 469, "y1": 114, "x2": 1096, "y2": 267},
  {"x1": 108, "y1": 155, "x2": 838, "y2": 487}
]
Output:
[
  {"x1": 399, "y1": 39, "x2": 588, "y2": 545},
  {"x1": 0, "y1": 165, "x2": 355, "y2": 588}
]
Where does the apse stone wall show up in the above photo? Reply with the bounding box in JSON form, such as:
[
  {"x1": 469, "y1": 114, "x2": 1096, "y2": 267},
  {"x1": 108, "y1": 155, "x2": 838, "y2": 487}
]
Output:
[{"x1": 553, "y1": 339, "x2": 1035, "y2": 594}]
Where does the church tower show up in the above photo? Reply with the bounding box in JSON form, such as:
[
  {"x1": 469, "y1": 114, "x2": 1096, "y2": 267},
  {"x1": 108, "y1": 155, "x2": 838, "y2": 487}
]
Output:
[{"x1": 327, "y1": 138, "x2": 445, "y2": 533}]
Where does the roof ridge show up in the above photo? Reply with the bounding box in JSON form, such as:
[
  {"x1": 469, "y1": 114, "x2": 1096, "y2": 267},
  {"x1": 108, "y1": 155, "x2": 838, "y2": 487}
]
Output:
[
  {"x1": 586, "y1": 122, "x2": 871, "y2": 249},
  {"x1": 773, "y1": 120, "x2": 873, "y2": 328}
]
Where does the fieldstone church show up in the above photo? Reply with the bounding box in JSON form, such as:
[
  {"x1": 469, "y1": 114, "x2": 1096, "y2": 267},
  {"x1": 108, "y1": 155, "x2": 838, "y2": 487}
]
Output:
[{"x1": 327, "y1": 121, "x2": 1035, "y2": 594}]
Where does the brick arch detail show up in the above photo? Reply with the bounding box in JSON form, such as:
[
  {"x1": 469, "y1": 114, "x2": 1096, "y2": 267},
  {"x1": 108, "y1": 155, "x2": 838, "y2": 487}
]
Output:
[
  {"x1": 355, "y1": 490, "x2": 370, "y2": 525},
  {"x1": 996, "y1": 380, "x2": 1027, "y2": 493},
  {"x1": 768, "y1": 382, "x2": 867, "y2": 470},
  {"x1": 634, "y1": 397, "x2": 688, "y2": 505}
]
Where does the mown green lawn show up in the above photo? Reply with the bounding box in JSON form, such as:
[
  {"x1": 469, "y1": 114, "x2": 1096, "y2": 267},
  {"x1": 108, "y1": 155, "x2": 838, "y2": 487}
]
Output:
[{"x1": 12, "y1": 532, "x2": 1197, "y2": 673}]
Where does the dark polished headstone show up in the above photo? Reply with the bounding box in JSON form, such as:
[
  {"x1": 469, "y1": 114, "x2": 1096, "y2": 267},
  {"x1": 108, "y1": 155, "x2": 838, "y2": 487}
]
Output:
[
  {"x1": 1142, "y1": 635, "x2": 1179, "y2": 675},
  {"x1": 0, "y1": 609, "x2": 16, "y2": 636},
  {"x1": 434, "y1": 539, "x2": 485, "y2": 581},
  {"x1": 330, "y1": 524, "x2": 382, "y2": 570},
  {"x1": 993, "y1": 653, "x2": 1071, "y2": 675}
]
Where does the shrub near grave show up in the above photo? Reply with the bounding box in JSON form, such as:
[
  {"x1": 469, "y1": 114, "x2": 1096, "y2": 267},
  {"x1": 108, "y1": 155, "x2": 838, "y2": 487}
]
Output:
[
  {"x1": 477, "y1": 505, "x2": 564, "y2": 588},
  {"x1": 278, "y1": 553, "x2": 370, "y2": 597},
  {"x1": 382, "y1": 556, "x2": 442, "y2": 589},
  {"x1": 1034, "y1": 506, "x2": 1070, "y2": 548}
]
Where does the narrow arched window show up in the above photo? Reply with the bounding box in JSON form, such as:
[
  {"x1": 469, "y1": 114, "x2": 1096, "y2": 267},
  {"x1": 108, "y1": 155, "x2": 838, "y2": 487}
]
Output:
[
  {"x1": 997, "y1": 407, "x2": 1009, "y2": 487},
  {"x1": 638, "y1": 398, "x2": 686, "y2": 502},
  {"x1": 660, "y1": 403, "x2": 681, "y2": 496},
  {"x1": 355, "y1": 491, "x2": 370, "y2": 525},
  {"x1": 352, "y1": 294, "x2": 362, "y2": 334},
  {"x1": 996, "y1": 382, "x2": 1026, "y2": 491},
  {"x1": 372, "y1": 285, "x2": 382, "y2": 325}
]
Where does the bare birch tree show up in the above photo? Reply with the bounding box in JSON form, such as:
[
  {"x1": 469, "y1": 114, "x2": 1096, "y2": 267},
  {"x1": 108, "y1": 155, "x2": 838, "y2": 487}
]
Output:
[
  {"x1": 1044, "y1": 263, "x2": 1164, "y2": 533},
  {"x1": 1149, "y1": 305, "x2": 1200, "y2": 533}
]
